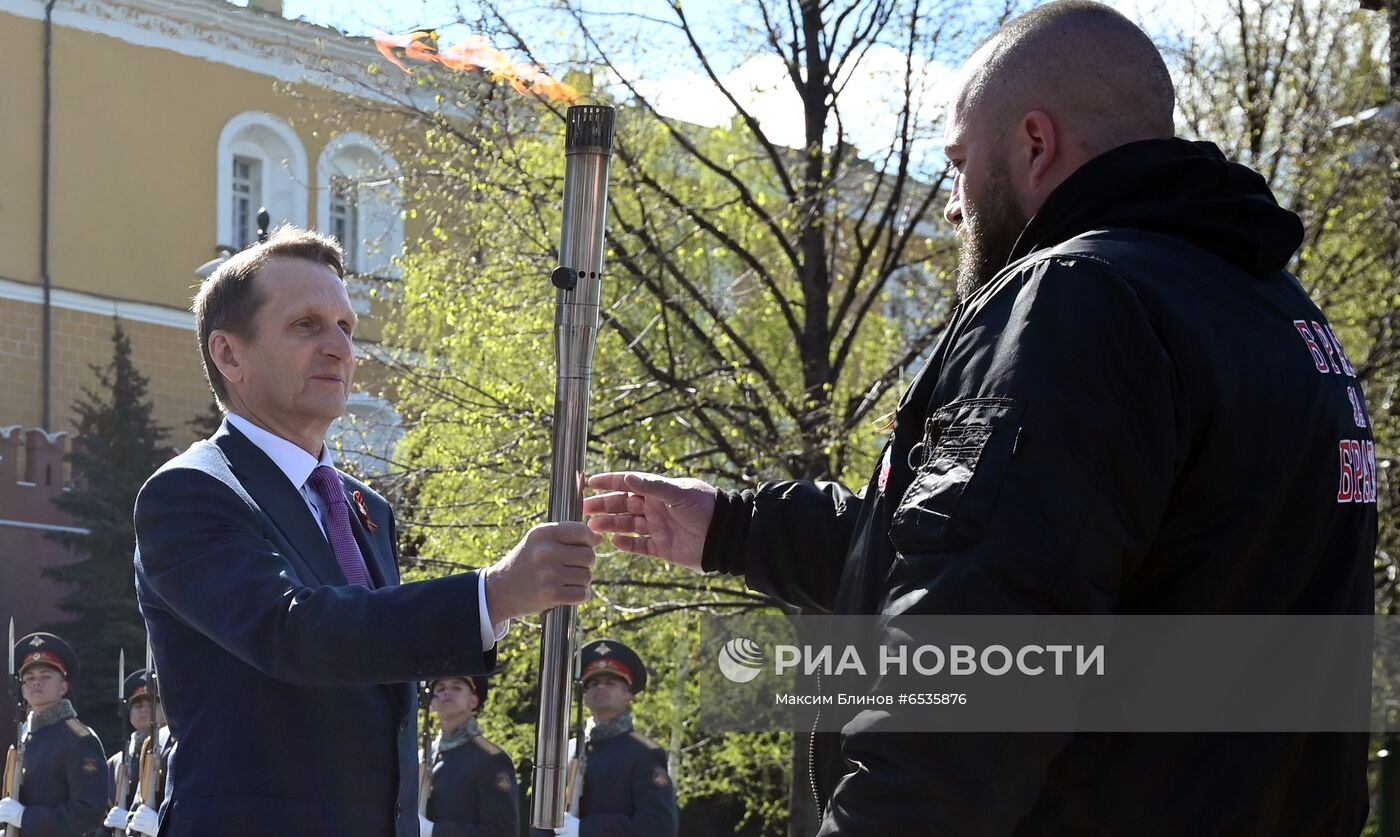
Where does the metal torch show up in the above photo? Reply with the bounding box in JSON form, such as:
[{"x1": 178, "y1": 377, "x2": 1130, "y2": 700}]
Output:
[{"x1": 530, "y1": 104, "x2": 616, "y2": 834}]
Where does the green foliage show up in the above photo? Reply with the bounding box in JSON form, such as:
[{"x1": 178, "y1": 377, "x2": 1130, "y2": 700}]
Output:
[
  {"x1": 43, "y1": 319, "x2": 170, "y2": 752},
  {"x1": 364, "y1": 12, "x2": 962, "y2": 820},
  {"x1": 372, "y1": 95, "x2": 808, "y2": 831}
]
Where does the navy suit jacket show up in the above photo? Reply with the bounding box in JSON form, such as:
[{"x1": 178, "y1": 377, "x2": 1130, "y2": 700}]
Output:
[{"x1": 134, "y1": 421, "x2": 494, "y2": 836}]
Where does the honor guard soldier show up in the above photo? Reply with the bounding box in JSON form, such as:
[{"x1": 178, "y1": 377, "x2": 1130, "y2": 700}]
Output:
[
  {"x1": 103, "y1": 669, "x2": 167, "y2": 835},
  {"x1": 420, "y1": 675, "x2": 519, "y2": 837},
  {"x1": 563, "y1": 640, "x2": 678, "y2": 837},
  {"x1": 0, "y1": 633, "x2": 107, "y2": 835}
]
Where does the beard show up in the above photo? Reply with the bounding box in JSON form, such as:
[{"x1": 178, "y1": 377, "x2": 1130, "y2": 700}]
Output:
[{"x1": 956, "y1": 164, "x2": 1029, "y2": 301}]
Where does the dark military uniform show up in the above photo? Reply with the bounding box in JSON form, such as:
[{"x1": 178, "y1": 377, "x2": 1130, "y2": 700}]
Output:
[
  {"x1": 107, "y1": 728, "x2": 171, "y2": 814},
  {"x1": 106, "y1": 668, "x2": 165, "y2": 813},
  {"x1": 571, "y1": 641, "x2": 678, "y2": 837},
  {"x1": 9, "y1": 632, "x2": 107, "y2": 837},
  {"x1": 17, "y1": 716, "x2": 108, "y2": 836},
  {"x1": 424, "y1": 676, "x2": 519, "y2": 837},
  {"x1": 574, "y1": 730, "x2": 676, "y2": 837},
  {"x1": 425, "y1": 733, "x2": 519, "y2": 837},
  {"x1": 106, "y1": 733, "x2": 140, "y2": 812}
]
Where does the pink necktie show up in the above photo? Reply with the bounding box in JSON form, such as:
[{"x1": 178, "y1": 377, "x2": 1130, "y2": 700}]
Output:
[{"x1": 306, "y1": 465, "x2": 373, "y2": 588}]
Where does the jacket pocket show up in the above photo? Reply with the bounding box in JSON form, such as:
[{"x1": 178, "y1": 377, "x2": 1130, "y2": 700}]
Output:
[{"x1": 889, "y1": 397, "x2": 1022, "y2": 552}]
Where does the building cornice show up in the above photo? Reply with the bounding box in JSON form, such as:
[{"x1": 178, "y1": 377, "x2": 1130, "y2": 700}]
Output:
[
  {"x1": 0, "y1": 276, "x2": 194, "y2": 331},
  {"x1": 0, "y1": 518, "x2": 89, "y2": 536},
  {"x1": 0, "y1": 0, "x2": 424, "y2": 105}
]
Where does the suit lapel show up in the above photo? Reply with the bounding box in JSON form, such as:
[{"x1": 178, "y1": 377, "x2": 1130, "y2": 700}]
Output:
[
  {"x1": 342, "y1": 476, "x2": 397, "y2": 588},
  {"x1": 337, "y1": 475, "x2": 410, "y2": 714},
  {"x1": 213, "y1": 422, "x2": 348, "y2": 588}
]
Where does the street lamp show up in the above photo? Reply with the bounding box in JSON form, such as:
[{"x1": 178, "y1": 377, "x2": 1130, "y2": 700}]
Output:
[{"x1": 192, "y1": 208, "x2": 270, "y2": 278}]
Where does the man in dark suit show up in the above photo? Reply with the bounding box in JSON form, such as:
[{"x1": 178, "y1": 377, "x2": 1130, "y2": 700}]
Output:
[{"x1": 134, "y1": 227, "x2": 599, "y2": 836}]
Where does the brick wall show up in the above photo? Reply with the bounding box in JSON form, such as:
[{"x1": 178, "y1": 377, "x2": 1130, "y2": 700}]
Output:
[
  {"x1": 0, "y1": 426, "x2": 83, "y2": 645},
  {"x1": 0, "y1": 298, "x2": 213, "y2": 448}
]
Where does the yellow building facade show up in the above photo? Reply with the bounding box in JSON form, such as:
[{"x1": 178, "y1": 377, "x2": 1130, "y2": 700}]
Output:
[
  {"x1": 0, "y1": 0, "x2": 412, "y2": 444},
  {"x1": 0, "y1": 0, "x2": 415, "y2": 633}
]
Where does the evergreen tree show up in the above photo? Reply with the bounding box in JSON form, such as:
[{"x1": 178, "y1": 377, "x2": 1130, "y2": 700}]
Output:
[
  {"x1": 188, "y1": 398, "x2": 225, "y2": 441},
  {"x1": 43, "y1": 318, "x2": 169, "y2": 751}
]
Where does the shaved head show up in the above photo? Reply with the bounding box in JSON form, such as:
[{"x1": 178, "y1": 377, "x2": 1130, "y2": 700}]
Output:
[
  {"x1": 961, "y1": 1, "x2": 1175, "y2": 156},
  {"x1": 943, "y1": 1, "x2": 1175, "y2": 298}
]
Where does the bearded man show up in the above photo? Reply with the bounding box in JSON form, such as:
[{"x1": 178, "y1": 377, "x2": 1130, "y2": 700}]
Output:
[{"x1": 581, "y1": 1, "x2": 1376, "y2": 834}]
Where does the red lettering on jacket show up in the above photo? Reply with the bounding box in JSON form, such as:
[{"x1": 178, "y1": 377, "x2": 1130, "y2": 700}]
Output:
[
  {"x1": 1347, "y1": 387, "x2": 1368, "y2": 428},
  {"x1": 1338, "y1": 441, "x2": 1354, "y2": 502},
  {"x1": 1294, "y1": 320, "x2": 1329, "y2": 372},
  {"x1": 1312, "y1": 322, "x2": 1341, "y2": 375},
  {"x1": 1337, "y1": 438, "x2": 1378, "y2": 504},
  {"x1": 1325, "y1": 325, "x2": 1357, "y2": 377}
]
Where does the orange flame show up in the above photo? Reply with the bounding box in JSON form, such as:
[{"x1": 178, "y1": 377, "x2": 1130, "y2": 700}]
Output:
[{"x1": 373, "y1": 30, "x2": 578, "y2": 104}]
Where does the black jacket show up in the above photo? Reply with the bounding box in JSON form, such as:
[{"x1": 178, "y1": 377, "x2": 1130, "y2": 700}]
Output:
[
  {"x1": 16, "y1": 715, "x2": 107, "y2": 836},
  {"x1": 424, "y1": 734, "x2": 519, "y2": 837},
  {"x1": 703, "y1": 139, "x2": 1376, "y2": 835},
  {"x1": 576, "y1": 731, "x2": 679, "y2": 837}
]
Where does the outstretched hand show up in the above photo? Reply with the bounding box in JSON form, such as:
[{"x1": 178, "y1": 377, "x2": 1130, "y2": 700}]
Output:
[{"x1": 583, "y1": 472, "x2": 717, "y2": 573}]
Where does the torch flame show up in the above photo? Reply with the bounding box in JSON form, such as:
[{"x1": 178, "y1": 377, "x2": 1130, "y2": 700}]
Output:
[{"x1": 373, "y1": 30, "x2": 578, "y2": 104}]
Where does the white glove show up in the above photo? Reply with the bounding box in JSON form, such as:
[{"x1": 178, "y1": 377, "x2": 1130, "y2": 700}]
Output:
[
  {"x1": 0, "y1": 797, "x2": 23, "y2": 828},
  {"x1": 128, "y1": 804, "x2": 160, "y2": 836},
  {"x1": 419, "y1": 814, "x2": 434, "y2": 837},
  {"x1": 556, "y1": 812, "x2": 580, "y2": 837},
  {"x1": 103, "y1": 806, "x2": 131, "y2": 829}
]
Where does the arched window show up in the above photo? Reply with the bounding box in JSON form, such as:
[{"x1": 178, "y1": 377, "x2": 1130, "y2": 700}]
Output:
[
  {"x1": 216, "y1": 112, "x2": 310, "y2": 249},
  {"x1": 316, "y1": 133, "x2": 403, "y2": 278}
]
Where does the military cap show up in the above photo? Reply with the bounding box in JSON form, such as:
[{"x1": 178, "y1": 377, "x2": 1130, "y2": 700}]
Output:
[
  {"x1": 426, "y1": 675, "x2": 490, "y2": 710},
  {"x1": 579, "y1": 639, "x2": 647, "y2": 694},
  {"x1": 14, "y1": 632, "x2": 79, "y2": 684},
  {"x1": 123, "y1": 668, "x2": 156, "y2": 705}
]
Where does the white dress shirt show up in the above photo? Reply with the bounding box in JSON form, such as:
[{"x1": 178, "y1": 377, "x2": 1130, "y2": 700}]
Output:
[{"x1": 226, "y1": 413, "x2": 507, "y2": 650}]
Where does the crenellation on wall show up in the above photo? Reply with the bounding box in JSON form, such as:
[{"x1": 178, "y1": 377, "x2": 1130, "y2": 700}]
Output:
[{"x1": 0, "y1": 426, "x2": 75, "y2": 527}]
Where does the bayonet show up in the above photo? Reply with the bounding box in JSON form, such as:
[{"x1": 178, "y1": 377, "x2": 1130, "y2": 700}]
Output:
[
  {"x1": 110, "y1": 648, "x2": 131, "y2": 834},
  {"x1": 4, "y1": 619, "x2": 22, "y2": 837}
]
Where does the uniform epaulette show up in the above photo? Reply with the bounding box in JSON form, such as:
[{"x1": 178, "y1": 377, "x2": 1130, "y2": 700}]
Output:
[
  {"x1": 473, "y1": 736, "x2": 503, "y2": 756},
  {"x1": 65, "y1": 719, "x2": 94, "y2": 737},
  {"x1": 630, "y1": 731, "x2": 663, "y2": 750}
]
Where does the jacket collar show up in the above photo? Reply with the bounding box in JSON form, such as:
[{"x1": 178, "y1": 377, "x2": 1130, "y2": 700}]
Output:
[
  {"x1": 212, "y1": 420, "x2": 348, "y2": 587},
  {"x1": 224, "y1": 412, "x2": 332, "y2": 494}
]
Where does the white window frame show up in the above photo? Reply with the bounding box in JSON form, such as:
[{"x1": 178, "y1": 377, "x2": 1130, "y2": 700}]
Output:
[
  {"x1": 316, "y1": 132, "x2": 403, "y2": 279},
  {"x1": 231, "y1": 155, "x2": 263, "y2": 249},
  {"x1": 216, "y1": 112, "x2": 309, "y2": 249},
  {"x1": 328, "y1": 175, "x2": 360, "y2": 272}
]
